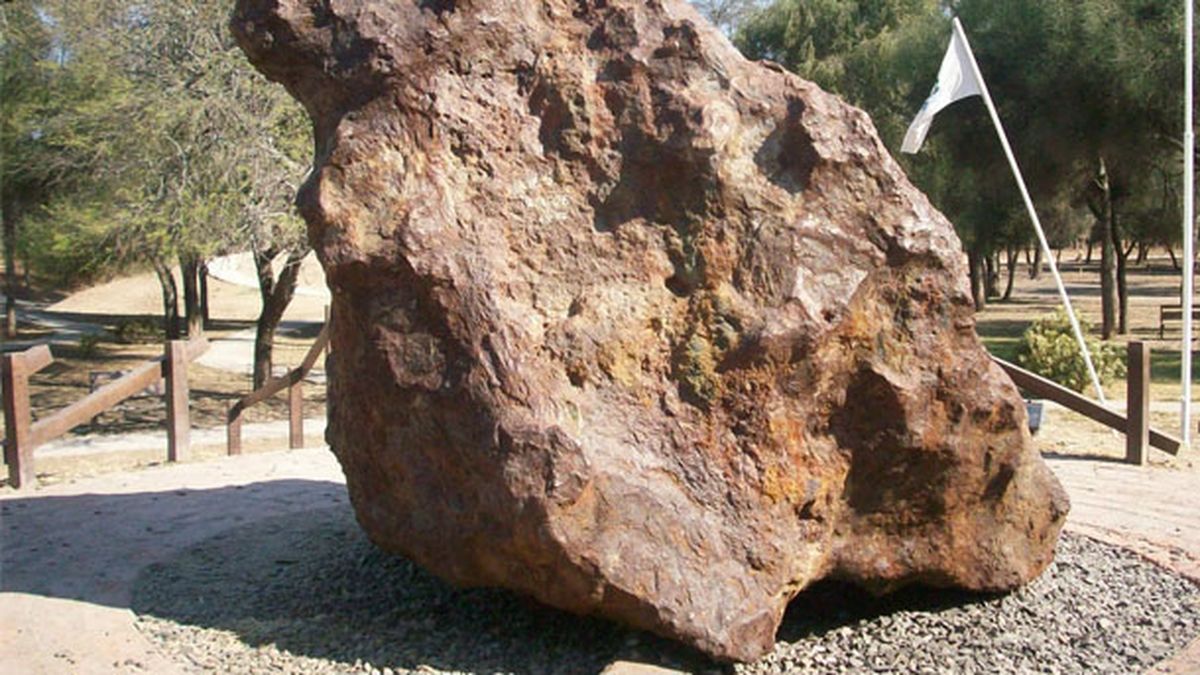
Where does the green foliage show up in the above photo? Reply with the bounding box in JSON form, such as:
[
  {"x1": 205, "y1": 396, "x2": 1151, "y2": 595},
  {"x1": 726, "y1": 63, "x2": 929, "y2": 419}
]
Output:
[
  {"x1": 112, "y1": 317, "x2": 161, "y2": 345},
  {"x1": 21, "y1": 198, "x2": 121, "y2": 285},
  {"x1": 1015, "y1": 310, "x2": 1125, "y2": 392},
  {"x1": 738, "y1": 0, "x2": 940, "y2": 137},
  {"x1": 2, "y1": 1, "x2": 310, "y2": 288},
  {"x1": 737, "y1": 0, "x2": 1187, "y2": 271},
  {"x1": 76, "y1": 333, "x2": 103, "y2": 358},
  {"x1": 690, "y1": 0, "x2": 766, "y2": 34}
]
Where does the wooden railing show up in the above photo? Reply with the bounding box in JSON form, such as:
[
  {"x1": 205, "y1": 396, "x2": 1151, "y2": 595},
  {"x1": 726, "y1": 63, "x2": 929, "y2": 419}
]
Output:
[
  {"x1": 2, "y1": 338, "x2": 209, "y2": 488},
  {"x1": 993, "y1": 340, "x2": 1181, "y2": 464},
  {"x1": 226, "y1": 323, "x2": 329, "y2": 455},
  {"x1": 1, "y1": 325, "x2": 1172, "y2": 483}
]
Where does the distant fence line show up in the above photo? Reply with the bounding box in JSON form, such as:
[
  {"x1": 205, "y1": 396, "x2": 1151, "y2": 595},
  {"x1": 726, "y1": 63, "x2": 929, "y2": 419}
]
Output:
[{"x1": 2, "y1": 338, "x2": 207, "y2": 488}]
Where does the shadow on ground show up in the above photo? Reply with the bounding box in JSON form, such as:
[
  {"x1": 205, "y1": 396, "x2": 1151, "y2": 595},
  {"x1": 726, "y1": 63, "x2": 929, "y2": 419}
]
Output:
[
  {"x1": 0, "y1": 480, "x2": 348, "y2": 607},
  {"x1": 7, "y1": 480, "x2": 1197, "y2": 674},
  {"x1": 124, "y1": 503, "x2": 1004, "y2": 675},
  {"x1": 129, "y1": 505, "x2": 708, "y2": 674}
]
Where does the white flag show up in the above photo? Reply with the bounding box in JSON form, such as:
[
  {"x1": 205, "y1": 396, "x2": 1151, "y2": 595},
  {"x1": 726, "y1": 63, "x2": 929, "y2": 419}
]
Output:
[{"x1": 901, "y1": 28, "x2": 983, "y2": 154}]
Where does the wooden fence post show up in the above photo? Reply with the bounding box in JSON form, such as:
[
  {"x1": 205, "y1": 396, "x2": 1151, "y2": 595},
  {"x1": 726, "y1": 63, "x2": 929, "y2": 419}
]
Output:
[
  {"x1": 227, "y1": 404, "x2": 242, "y2": 456},
  {"x1": 164, "y1": 340, "x2": 190, "y2": 462},
  {"x1": 224, "y1": 324, "x2": 328, "y2": 456},
  {"x1": 288, "y1": 379, "x2": 303, "y2": 449},
  {"x1": 323, "y1": 305, "x2": 331, "y2": 359},
  {"x1": 1126, "y1": 340, "x2": 1149, "y2": 466},
  {"x1": 2, "y1": 353, "x2": 34, "y2": 488}
]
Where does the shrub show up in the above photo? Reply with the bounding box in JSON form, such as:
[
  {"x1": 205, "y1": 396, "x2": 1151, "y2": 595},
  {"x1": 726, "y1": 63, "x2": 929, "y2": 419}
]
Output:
[
  {"x1": 112, "y1": 318, "x2": 161, "y2": 344},
  {"x1": 76, "y1": 333, "x2": 103, "y2": 358},
  {"x1": 1015, "y1": 310, "x2": 1125, "y2": 393}
]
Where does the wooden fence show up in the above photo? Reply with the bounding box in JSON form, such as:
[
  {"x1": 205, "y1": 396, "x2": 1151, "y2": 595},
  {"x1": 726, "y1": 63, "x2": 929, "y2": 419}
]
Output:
[
  {"x1": 994, "y1": 340, "x2": 1181, "y2": 465},
  {"x1": 0, "y1": 328, "x2": 1178, "y2": 486},
  {"x1": 2, "y1": 338, "x2": 209, "y2": 488},
  {"x1": 226, "y1": 322, "x2": 330, "y2": 455}
]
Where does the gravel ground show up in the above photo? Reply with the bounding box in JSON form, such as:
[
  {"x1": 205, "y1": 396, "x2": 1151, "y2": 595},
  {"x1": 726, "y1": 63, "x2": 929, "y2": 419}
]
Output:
[{"x1": 133, "y1": 505, "x2": 1200, "y2": 674}]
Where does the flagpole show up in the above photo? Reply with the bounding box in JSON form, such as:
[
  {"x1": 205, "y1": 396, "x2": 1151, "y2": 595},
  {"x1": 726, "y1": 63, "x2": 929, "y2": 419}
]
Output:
[
  {"x1": 1182, "y1": 0, "x2": 1194, "y2": 446},
  {"x1": 951, "y1": 17, "x2": 1108, "y2": 404}
]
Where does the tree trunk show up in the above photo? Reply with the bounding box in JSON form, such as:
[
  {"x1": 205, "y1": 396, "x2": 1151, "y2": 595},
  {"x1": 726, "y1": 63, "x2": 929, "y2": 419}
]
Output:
[
  {"x1": 2, "y1": 195, "x2": 18, "y2": 339},
  {"x1": 1003, "y1": 245, "x2": 1018, "y2": 301},
  {"x1": 1086, "y1": 239, "x2": 1094, "y2": 265},
  {"x1": 1168, "y1": 245, "x2": 1180, "y2": 271},
  {"x1": 199, "y1": 261, "x2": 210, "y2": 329},
  {"x1": 153, "y1": 260, "x2": 181, "y2": 340},
  {"x1": 252, "y1": 246, "x2": 309, "y2": 389},
  {"x1": 180, "y1": 254, "x2": 204, "y2": 339},
  {"x1": 984, "y1": 252, "x2": 1000, "y2": 299},
  {"x1": 968, "y1": 246, "x2": 987, "y2": 310},
  {"x1": 1114, "y1": 228, "x2": 1130, "y2": 336},
  {"x1": 1096, "y1": 158, "x2": 1118, "y2": 340},
  {"x1": 1135, "y1": 241, "x2": 1149, "y2": 266},
  {"x1": 253, "y1": 319, "x2": 278, "y2": 391},
  {"x1": 1029, "y1": 244, "x2": 1043, "y2": 279}
]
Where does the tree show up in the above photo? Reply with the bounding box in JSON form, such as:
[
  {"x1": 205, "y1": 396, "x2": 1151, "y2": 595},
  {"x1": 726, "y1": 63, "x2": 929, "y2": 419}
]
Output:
[
  {"x1": 115, "y1": 1, "x2": 257, "y2": 339},
  {"x1": 739, "y1": 0, "x2": 1186, "y2": 329},
  {"x1": 15, "y1": 0, "x2": 311, "y2": 383},
  {"x1": 236, "y1": 98, "x2": 312, "y2": 389},
  {"x1": 691, "y1": 0, "x2": 766, "y2": 34},
  {"x1": 0, "y1": 4, "x2": 50, "y2": 337},
  {"x1": 953, "y1": 0, "x2": 1184, "y2": 337},
  {"x1": 0, "y1": 2, "x2": 131, "y2": 336},
  {"x1": 110, "y1": 0, "x2": 311, "y2": 378}
]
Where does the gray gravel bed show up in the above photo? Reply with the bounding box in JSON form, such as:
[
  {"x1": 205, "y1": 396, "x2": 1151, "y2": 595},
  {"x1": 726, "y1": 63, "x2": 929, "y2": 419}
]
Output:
[{"x1": 132, "y1": 505, "x2": 1200, "y2": 674}]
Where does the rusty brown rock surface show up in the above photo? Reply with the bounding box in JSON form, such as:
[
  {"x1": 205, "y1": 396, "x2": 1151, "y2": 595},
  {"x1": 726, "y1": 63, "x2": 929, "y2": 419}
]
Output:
[{"x1": 231, "y1": 0, "x2": 1068, "y2": 662}]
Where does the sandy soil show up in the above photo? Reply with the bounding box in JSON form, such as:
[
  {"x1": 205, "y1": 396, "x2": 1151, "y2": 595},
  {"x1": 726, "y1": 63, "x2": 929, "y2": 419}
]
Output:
[
  {"x1": 47, "y1": 252, "x2": 329, "y2": 322},
  {"x1": 1, "y1": 447, "x2": 346, "y2": 675},
  {"x1": 4, "y1": 449, "x2": 1198, "y2": 675}
]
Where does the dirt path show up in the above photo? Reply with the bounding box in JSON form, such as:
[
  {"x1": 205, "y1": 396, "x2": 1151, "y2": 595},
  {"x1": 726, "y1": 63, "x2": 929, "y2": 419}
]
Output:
[
  {"x1": 2, "y1": 450, "x2": 1197, "y2": 674},
  {"x1": 1, "y1": 447, "x2": 345, "y2": 674},
  {"x1": 43, "y1": 252, "x2": 329, "y2": 322},
  {"x1": 1046, "y1": 459, "x2": 1200, "y2": 583}
]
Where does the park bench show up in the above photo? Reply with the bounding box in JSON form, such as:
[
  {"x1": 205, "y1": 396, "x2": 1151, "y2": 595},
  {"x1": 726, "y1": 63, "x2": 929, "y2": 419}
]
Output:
[{"x1": 1158, "y1": 304, "x2": 1200, "y2": 338}]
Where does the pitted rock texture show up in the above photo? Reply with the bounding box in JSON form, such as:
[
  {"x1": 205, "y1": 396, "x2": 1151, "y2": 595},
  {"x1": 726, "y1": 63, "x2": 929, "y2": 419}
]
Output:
[{"x1": 232, "y1": 0, "x2": 1069, "y2": 662}]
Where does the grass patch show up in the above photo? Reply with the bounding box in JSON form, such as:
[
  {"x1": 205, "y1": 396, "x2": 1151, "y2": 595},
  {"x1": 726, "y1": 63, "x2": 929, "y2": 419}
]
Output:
[
  {"x1": 1150, "y1": 348, "x2": 1200, "y2": 385},
  {"x1": 981, "y1": 336, "x2": 1021, "y2": 363}
]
